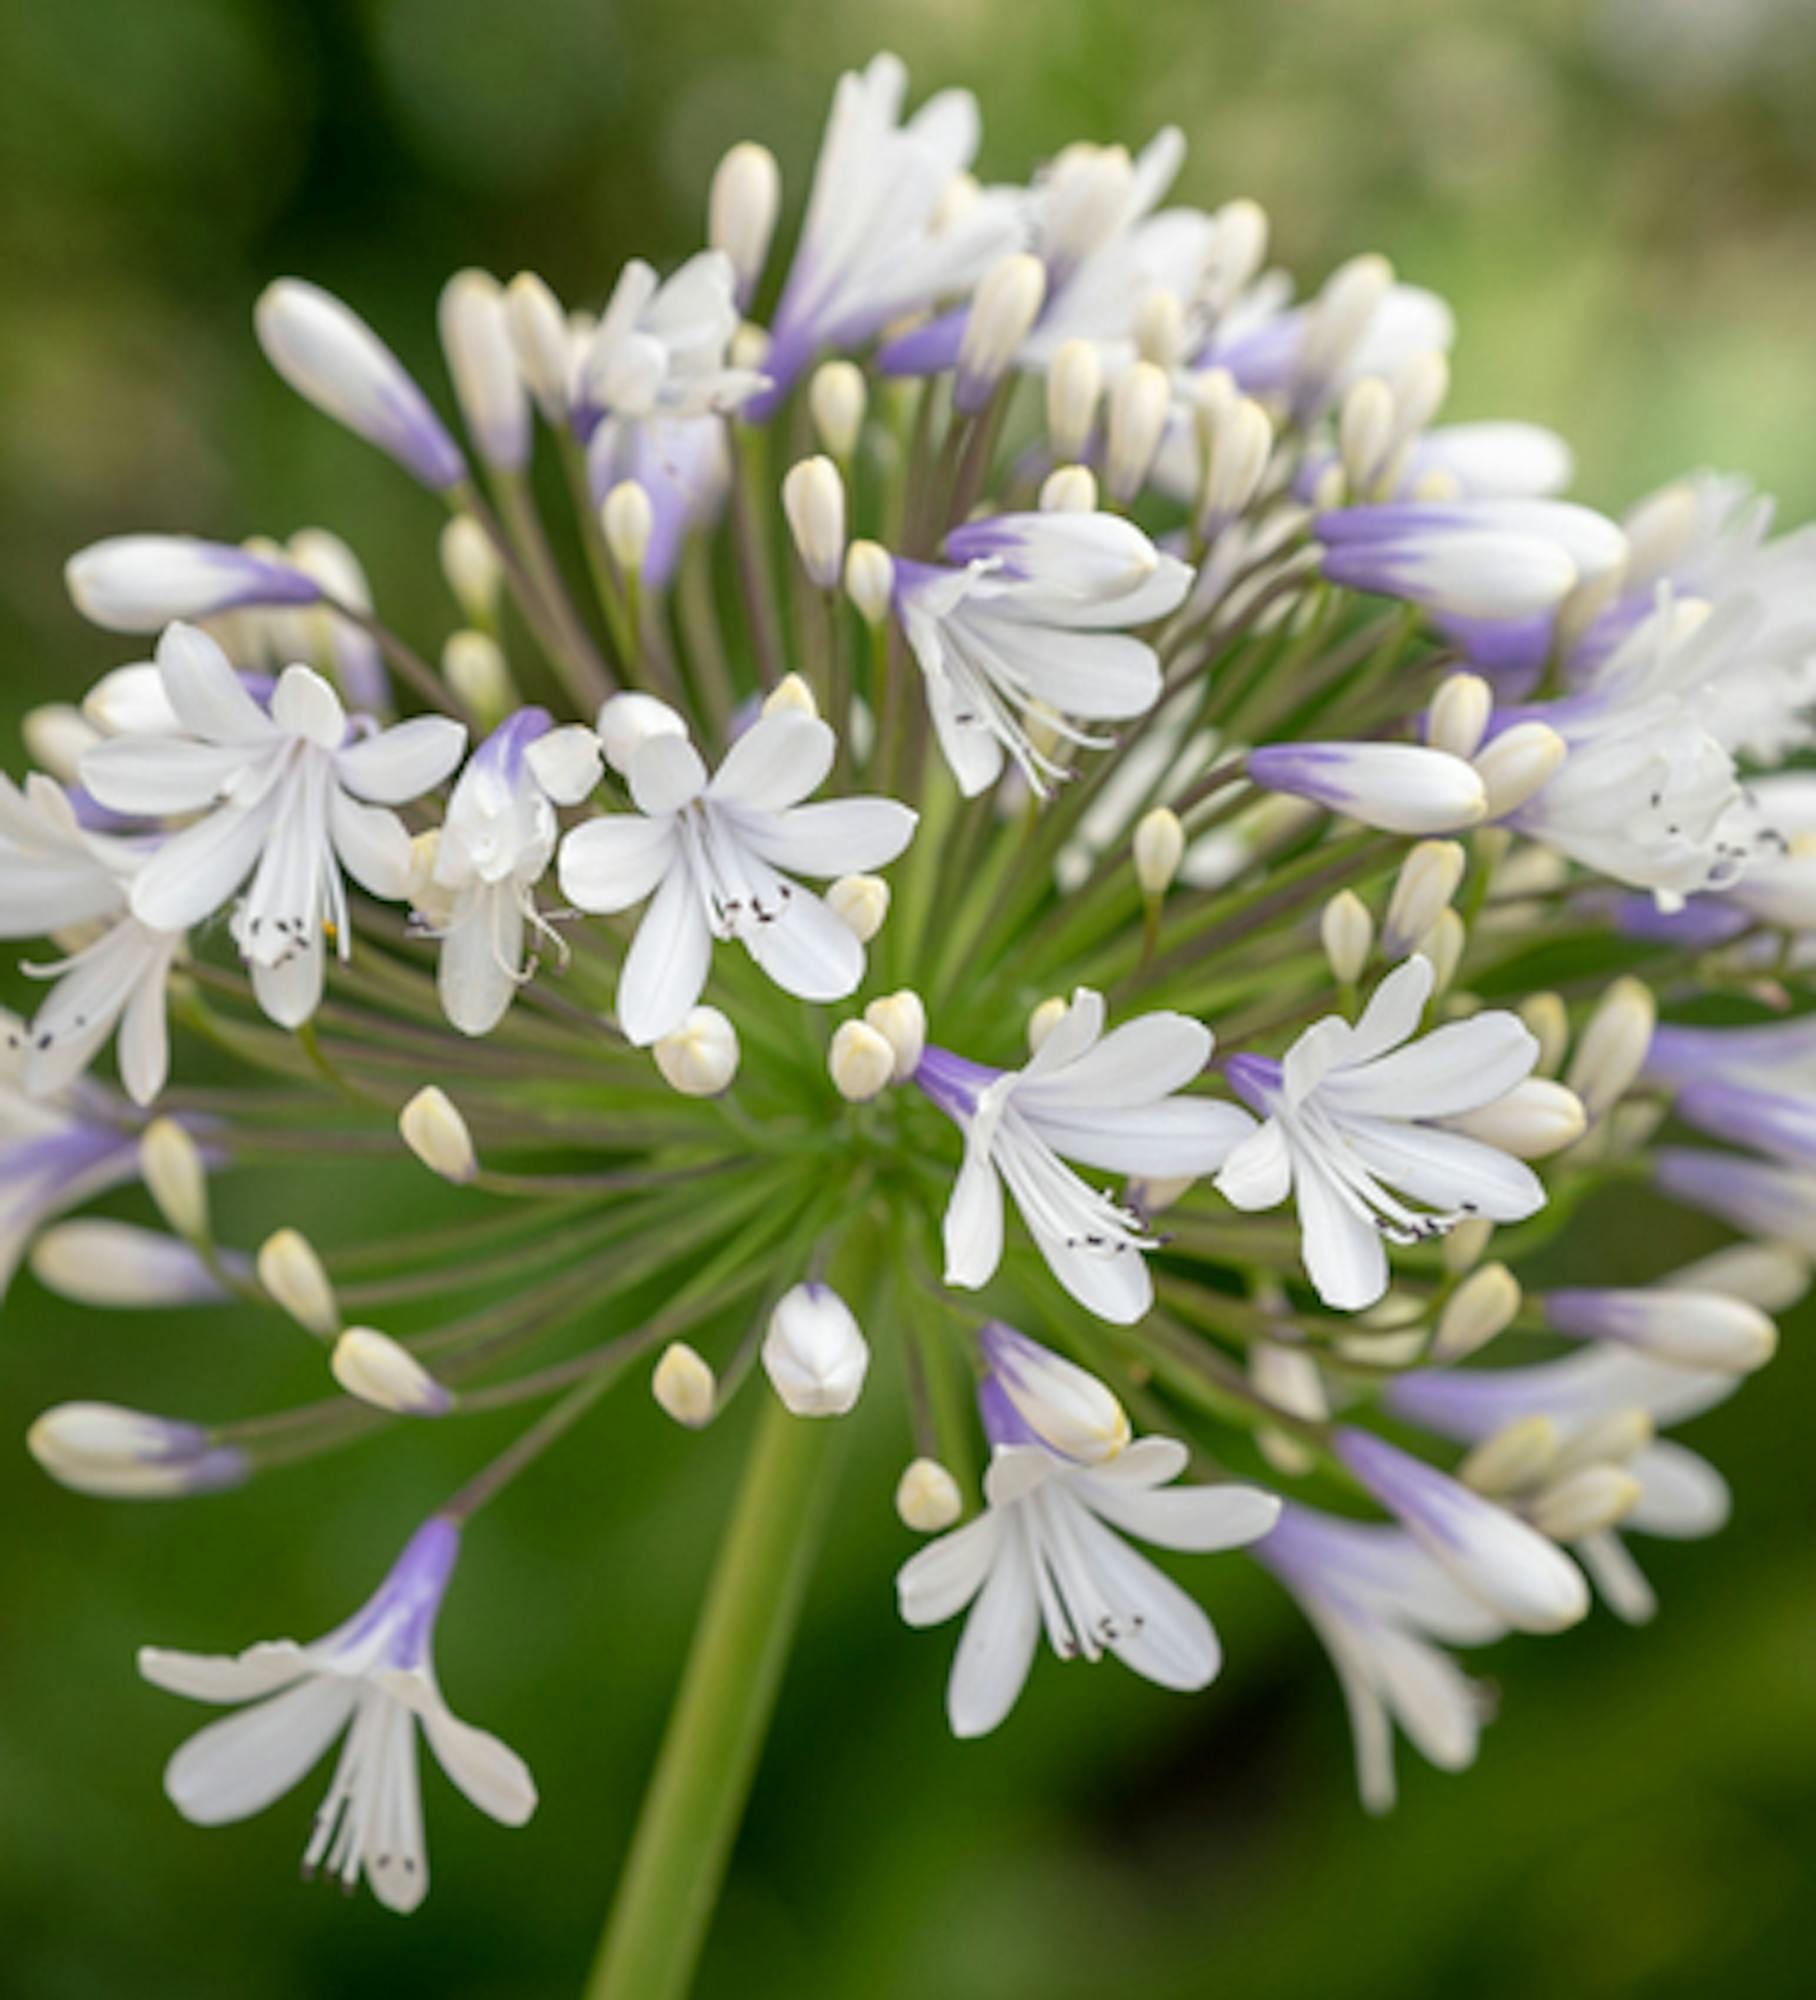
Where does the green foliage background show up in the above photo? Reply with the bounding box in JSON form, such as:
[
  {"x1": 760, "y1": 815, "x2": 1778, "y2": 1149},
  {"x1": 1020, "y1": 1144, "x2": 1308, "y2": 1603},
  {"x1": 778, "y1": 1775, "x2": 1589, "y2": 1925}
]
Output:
[{"x1": 1, "y1": 2, "x2": 1813, "y2": 1994}]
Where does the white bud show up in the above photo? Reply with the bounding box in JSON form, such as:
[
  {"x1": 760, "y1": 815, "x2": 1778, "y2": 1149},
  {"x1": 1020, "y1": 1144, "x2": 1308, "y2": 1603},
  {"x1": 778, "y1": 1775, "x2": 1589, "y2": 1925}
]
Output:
[
  {"x1": 399, "y1": 1086, "x2": 478, "y2": 1183},
  {"x1": 28, "y1": 1402, "x2": 246, "y2": 1499},
  {"x1": 1444, "y1": 1079, "x2": 1587, "y2": 1159},
  {"x1": 1564, "y1": 976, "x2": 1655, "y2": 1121},
  {"x1": 1544, "y1": 1287, "x2": 1778, "y2": 1372},
  {"x1": 829, "y1": 1019, "x2": 895, "y2": 1103},
  {"x1": 602, "y1": 479, "x2": 654, "y2": 574},
  {"x1": 809, "y1": 360, "x2": 867, "y2": 460},
  {"x1": 781, "y1": 455, "x2": 846, "y2": 589},
  {"x1": 1320, "y1": 889, "x2": 1374, "y2": 985},
  {"x1": 707, "y1": 141, "x2": 781, "y2": 305},
  {"x1": 729, "y1": 319, "x2": 771, "y2": 374},
  {"x1": 256, "y1": 1227, "x2": 339, "y2": 1336},
  {"x1": 1621, "y1": 480, "x2": 1701, "y2": 587},
  {"x1": 1046, "y1": 339, "x2": 1103, "y2": 463},
  {"x1": 1105, "y1": 360, "x2": 1172, "y2": 504},
  {"x1": 864, "y1": 990, "x2": 927, "y2": 1082},
  {"x1": 140, "y1": 1118, "x2": 208, "y2": 1240},
  {"x1": 1039, "y1": 464, "x2": 1099, "y2": 513},
  {"x1": 1028, "y1": 995, "x2": 1069, "y2": 1053},
  {"x1": 22, "y1": 703, "x2": 100, "y2": 785},
  {"x1": 652, "y1": 1006, "x2": 739, "y2": 1097},
  {"x1": 1296, "y1": 253, "x2": 1393, "y2": 407},
  {"x1": 1459, "y1": 1414, "x2": 1560, "y2": 1497},
  {"x1": 1550, "y1": 1409, "x2": 1654, "y2": 1477},
  {"x1": 981, "y1": 1322, "x2": 1129, "y2": 1464},
  {"x1": 331, "y1": 1327, "x2": 452, "y2": 1417},
  {"x1": 1132, "y1": 806, "x2": 1185, "y2": 899},
  {"x1": 440, "y1": 514, "x2": 504, "y2": 625},
  {"x1": 1204, "y1": 198, "x2": 1269, "y2": 307},
  {"x1": 1529, "y1": 1465, "x2": 1643, "y2": 1542},
  {"x1": 843, "y1": 539, "x2": 895, "y2": 627},
  {"x1": 597, "y1": 690, "x2": 687, "y2": 775},
  {"x1": 763, "y1": 1283, "x2": 869, "y2": 1416},
  {"x1": 1445, "y1": 1215, "x2": 1494, "y2": 1274},
  {"x1": 1664, "y1": 1242, "x2": 1811, "y2": 1314},
  {"x1": 504, "y1": 270, "x2": 574, "y2": 422},
  {"x1": 1134, "y1": 287, "x2": 1187, "y2": 371},
  {"x1": 1199, "y1": 395, "x2": 1273, "y2": 531},
  {"x1": 1418, "y1": 909, "x2": 1466, "y2": 995},
  {"x1": 1476, "y1": 722, "x2": 1567, "y2": 819},
  {"x1": 895, "y1": 1457, "x2": 964, "y2": 1532},
  {"x1": 652, "y1": 1341, "x2": 716, "y2": 1428},
  {"x1": 1426, "y1": 673, "x2": 1493, "y2": 759},
  {"x1": 1433, "y1": 1261, "x2": 1522, "y2": 1360},
  {"x1": 1519, "y1": 992, "x2": 1569, "y2": 1077},
  {"x1": 441, "y1": 629, "x2": 515, "y2": 725},
  {"x1": 438, "y1": 269, "x2": 529, "y2": 471},
  {"x1": 1383, "y1": 841, "x2": 1466, "y2": 957},
  {"x1": 1390, "y1": 350, "x2": 1451, "y2": 441},
  {"x1": 1338, "y1": 377, "x2": 1394, "y2": 493},
  {"x1": 762, "y1": 672, "x2": 819, "y2": 720},
  {"x1": 827, "y1": 874, "x2": 889, "y2": 942},
  {"x1": 956, "y1": 253, "x2": 1046, "y2": 414},
  {"x1": 30, "y1": 1221, "x2": 223, "y2": 1309}
]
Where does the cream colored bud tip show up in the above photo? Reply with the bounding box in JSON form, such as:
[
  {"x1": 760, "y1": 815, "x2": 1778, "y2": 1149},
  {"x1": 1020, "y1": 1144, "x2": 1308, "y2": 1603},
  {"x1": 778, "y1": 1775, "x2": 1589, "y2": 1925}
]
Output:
[
  {"x1": 844, "y1": 538, "x2": 895, "y2": 626},
  {"x1": 1321, "y1": 889, "x2": 1374, "y2": 986},
  {"x1": 809, "y1": 360, "x2": 867, "y2": 459},
  {"x1": 761, "y1": 672, "x2": 819, "y2": 720},
  {"x1": 1027, "y1": 995, "x2": 1069, "y2": 1054},
  {"x1": 895, "y1": 1457, "x2": 964, "y2": 1532},
  {"x1": 652, "y1": 1342, "x2": 716, "y2": 1429},
  {"x1": 1039, "y1": 464, "x2": 1099, "y2": 513},
  {"x1": 1134, "y1": 807, "x2": 1185, "y2": 897},
  {"x1": 864, "y1": 989, "x2": 927, "y2": 1082},
  {"x1": 256, "y1": 1227, "x2": 339, "y2": 1338},
  {"x1": 827, "y1": 874, "x2": 889, "y2": 942},
  {"x1": 829, "y1": 1019, "x2": 895, "y2": 1103},
  {"x1": 602, "y1": 480, "x2": 654, "y2": 572},
  {"x1": 140, "y1": 1118, "x2": 209, "y2": 1240},
  {"x1": 399, "y1": 1086, "x2": 478, "y2": 1183},
  {"x1": 653, "y1": 1006, "x2": 740, "y2": 1098},
  {"x1": 331, "y1": 1328, "x2": 453, "y2": 1417}
]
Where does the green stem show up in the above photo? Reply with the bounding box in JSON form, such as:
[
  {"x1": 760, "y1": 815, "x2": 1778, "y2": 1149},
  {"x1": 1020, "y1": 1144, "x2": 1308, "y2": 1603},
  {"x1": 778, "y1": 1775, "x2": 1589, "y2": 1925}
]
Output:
[{"x1": 584, "y1": 1395, "x2": 844, "y2": 2000}]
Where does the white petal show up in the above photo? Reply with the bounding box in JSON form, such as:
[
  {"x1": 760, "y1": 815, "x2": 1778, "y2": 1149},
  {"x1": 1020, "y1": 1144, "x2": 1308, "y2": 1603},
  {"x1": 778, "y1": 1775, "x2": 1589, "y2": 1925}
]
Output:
[
  {"x1": 1033, "y1": 1225, "x2": 1152, "y2": 1324},
  {"x1": 439, "y1": 891, "x2": 522, "y2": 1038},
  {"x1": 1084, "y1": 1437, "x2": 1190, "y2": 1488},
  {"x1": 1077, "y1": 1476, "x2": 1282, "y2": 1553},
  {"x1": 79, "y1": 737, "x2": 255, "y2": 817},
  {"x1": 156, "y1": 622, "x2": 276, "y2": 744},
  {"x1": 381, "y1": 1671, "x2": 538, "y2": 1826},
  {"x1": 1054, "y1": 1492, "x2": 1222, "y2": 1691},
  {"x1": 1326, "y1": 1013, "x2": 1537, "y2": 1120},
  {"x1": 523, "y1": 724, "x2": 603, "y2": 805},
  {"x1": 740, "y1": 886, "x2": 865, "y2": 1002},
  {"x1": 338, "y1": 716, "x2": 467, "y2": 802},
  {"x1": 129, "y1": 803, "x2": 272, "y2": 932},
  {"x1": 946, "y1": 1521, "x2": 1040, "y2": 1737},
  {"x1": 252, "y1": 931, "x2": 326, "y2": 1028},
  {"x1": 1020, "y1": 988, "x2": 1106, "y2": 1078},
  {"x1": 118, "y1": 949, "x2": 173, "y2": 1104},
  {"x1": 708, "y1": 711, "x2": 834, "y2": 810},
  {"x1": 942, "y1": 1138, "x2": 1004, "y2": 1288},
  {"x1": 558, "y1": 815, "x2": 678, "y2": 913},
  {"x1": 734, "y1": 798, "x2": 917, "y2": 877},
  {"x1": 163, "y1": 1675, "x2": 357, "y2": 1826},
  {"x1": 896, "y1": 1510, "x2": 1004, "y2": 1627},
  {"x1": 1627, "y1": 1442, "x2": 1730, "y2": 1538},
  {"x1": 1342, "y1": 1117, "x2": 1546, "y2": 1223},
  {"x1": 1215, "y1": 1120, "x2": 1294, "y2": 1210},
  {"x1": 1023, "y1": 1097, "x2": 1254, "y2": 1177},
  {"x1": 1017, "y1": 1012, "x2": 1210, "y2": 1109},
  {"x1": 1297, "y1": 1155, "x2": 1390, "y2": 1309},
  {"x1": 330, "y1": 791, "x2": 413, "y2": 899},
  {"x1": 628, "y1": 732, "x2": 708, "y2": 815},
  {"x1": 1347, "y1": 955, "x2": 1435, "y2": 1062},
  {"x1": 269, "y1": 665, "x2": 347, "y2": 747},
  {"x1": 616, "y1": 861, "x2": 713, "y2": 1045},
  {"x1": 139, "y1": 1640, "x2": 311, "y2": 1704}
]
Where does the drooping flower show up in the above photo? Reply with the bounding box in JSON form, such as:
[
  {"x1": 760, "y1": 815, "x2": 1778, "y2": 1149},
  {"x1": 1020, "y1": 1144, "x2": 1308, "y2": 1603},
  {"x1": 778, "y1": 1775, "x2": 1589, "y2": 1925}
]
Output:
[
  {"x1": 139, "y1": 1517, "x2": 535, "y2": 1913},
  {"x1": 79, "y1": 623, "x2": 466, "y2": 1027},
  {"x1": 890, "y1": 511, "x2": 1192, "y2": 796},
  {"x1": 1215, "y1": 956, "x2": 1546, "y2": 1309},
  {"x1": 897, "y1": 1356, "x2": 1279, "y2": 1736},
  {"x1": 917, "y1": 987, "x2": 1253, "y2": 1322},
  {"x1": 556, "y1": 699, "x2": 915, "y2": 1045}
]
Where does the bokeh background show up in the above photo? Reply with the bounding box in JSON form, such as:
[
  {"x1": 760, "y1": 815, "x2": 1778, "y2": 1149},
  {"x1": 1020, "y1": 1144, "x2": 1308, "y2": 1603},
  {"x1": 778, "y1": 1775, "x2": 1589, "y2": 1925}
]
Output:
[{"x1": 3, "y1": 1, "x2": 1815, "y2": 1994}]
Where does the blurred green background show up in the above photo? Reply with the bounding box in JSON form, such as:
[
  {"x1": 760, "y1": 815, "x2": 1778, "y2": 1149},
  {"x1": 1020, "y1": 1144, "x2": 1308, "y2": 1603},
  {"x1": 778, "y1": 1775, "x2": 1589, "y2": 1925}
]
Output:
[{"x1": 3, "y1": 1, "x2": 1815, "y2": 1994}]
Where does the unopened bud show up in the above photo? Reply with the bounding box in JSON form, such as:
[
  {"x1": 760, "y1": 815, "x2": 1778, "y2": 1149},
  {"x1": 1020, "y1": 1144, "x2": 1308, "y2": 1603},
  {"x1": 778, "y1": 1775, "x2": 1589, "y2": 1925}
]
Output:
[
  {"x1": 1028, "y1": 995, "x2": 1069, "y2": 1053},
  {"x1": 30, "y1": 1221, "x2": 226, "y2": 1309},
  {"x1": 440, "y1": 514, "x2": 503, "y2": 626},
  {"x1": 441, "y1": 629, "x2": 516, "y2": 726},
  {"x1": 1046, "y1": 338, "x2": 1103, "y2": 463},
  {"x1": 28, "y1": 1402, "x2": 246, "y2": 1499},
  {"x1": 1664, "y1": 1242, "x2": 1810, "y2": 1314},
  {"x1": 1039, "y1": 464, "x2": 1098, "y2": 513},
  {"x1": 781, "y1": 455, "x2": 846, "y2": 589},
  {"x1": 1297, "y1": 253, "x2": 1393, "y2": 410},
  {"x1": 762, "y1": 672, "x2": 819, "y2": 719},
  {"x1": 1390, "y1": 350, "x2": 1451, "y2": 441},
  {"x1": 1433, "y1": 1261, "x2": 1521, "y2": 1360},
  {"x1": 1445, "y1": 1078, "x2": 1587, "y2": 1158},
  {"x1": 1383, "y1": 841, "x2": 1466, "y2": 957},
  {"x1": 22, "y1": 703, "x2": 99, "y2": 784},
  {"x1": 763, "y1": 1283, "x2": 869, "y2": 1416},
  {"x1": 844, "y1": 539, "x2": 895, "y2": 628},
  {"x1": 1520, "y1": 992, "x2": 1569, "y2": 1077},
  {"x1": 1459, "y1": 1414, "x2": 1560, "y2": 1497},
  {"x1": 708, "y1": 141, "x2": 781, "y2": 306},
  {"x1": 1105, "y1": 360, "x2": 1171, "y2": 505},
  {"x1": 1565, "y1": 976, "x2": 1655, "y2": 1121},
  {"x1": 829, "y1": 1019, "x2": 895, "y2": 1102},
  {"x1": 1476, "y1": 722, "x2": 1567, "y2": 819},
  {"x1": 1444, "y1": 1215, "x2": 1494, "y2": 1273},
  {"x1": 1417, "y1": 909, "x2": 1466, "y2": 994},
  {"x1": 895, "y1": 1456, "x2": 964, "y2": 1531},
  {"x1": 1338, "y1": 377, "x2": 1394, "y2": 493},
  {"x1": 827, "y1": 874, "x2": 889, "y2": 941},
  {"x1": 503, "y1": 270, "x2": 573, "y2": 422},
  {"x1": 1529, "y1": 1465, "x2": 1643, "y2": 1542},
  {"x1": 140, "y1": 1118, "x2": 208, "y2": 1241},
  {"x1": 1199, "y1": 395, "x2": 1273, "y2": 532},
  {"x1": 438, "y1": 269, "x2": 529, "y2": 471},
  {"x1": 399, "y1": 1086, "x2": 477, "y2": 1183},
  {"x1": 652, "y1": 1341, "x2": 716, "y2": 1428},
  {"x1": 602, "y1": 479, "x2": 654, "y2": 574},
  {"x1": 1544, "y1": 1286, "x2": 1777, "y2": 1372},
  {"x1": 331, "y1": 1327, "x2": 452, "y2": 1417},
  {"x1": 956, "y1": 253, "x2": 1045, "y2": 414},
  {"x1": 980, "y1": 1321, "x2": 1128, "y2": 1463},
  {"x1": 1133, "y1": 807, "x2": 1185, "y2": 898},
  {"x1": 256, "y1": 1227, "x2": 339, "y2": 1336},
  {"x1": 653, "y1": 1006, "x2": 739, "y2": 1097},
  {"x1": 1426, "y1": 673, "x2": 1493, "y2": 760},
  {"x1": 597, "y1": 691, "x2": 686, "y2": 774},
  {"x1": 1134, "y1": 287, "x2": 1187, "y2": 371},
  {"x1": 1551, "y1": 1409, "x2": 1654, "y2": 1477},
  {"x1": 1321, "y1": 889, "x2": 1374, "y2": 985},
  {"x1": 809, "y1": 360, "x2": 867, "y2": 460},
  {"x1": 864, "y1": 990, "x2": 927, "y2": 1082}
]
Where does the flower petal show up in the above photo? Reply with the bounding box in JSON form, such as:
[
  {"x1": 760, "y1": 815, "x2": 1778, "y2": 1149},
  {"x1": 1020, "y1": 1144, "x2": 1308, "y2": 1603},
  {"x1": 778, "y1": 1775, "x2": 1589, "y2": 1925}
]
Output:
[
  {"x1": 162, "y1": 1675, "x2": 357, "y2": 1826},
  {"x1": 1326, "y1": 1012, "x2": 1537, "y2": 1120},
  {"x1": 338, "y1": 716, "x2": 468, "y2": 802},
  {"x1": 139, "y1": 1640, "x2": 312, "y2": 1704},
  {"x1": 896, "y1": 1510, "x2": 1004, "y2": 1627},
  {"x1": 733, "y1": 798, "x2": 917, "y2": 877},
  {"x1": 558, "y1": 815, "x2": 678, "y2": 914},
  {"x1": 708, "y1": 711, "x2": 834, "y2": 811},
  {"x1": 616, "y1": 861, "x2": 713, "y2": 1045},
  {"x1": 946, "y1": 1517, "x2": 1040, "y2": 1738},
  {"x1": 1077, "y1": 1476, "x2": 1282, "y2": 1553},
  {"x1": 1215, "y1": 1120, "x2": 1294, "y2": 1210},
  {"x1": 739, "y1": 886, "x2": 865, "y2": 1003},
  {"x1": 156, "y1": 623, "x2": 276, "y2": 745},
  {"x1": 942, "y1": 1136, "x2": 1004, "y2": 1288}
]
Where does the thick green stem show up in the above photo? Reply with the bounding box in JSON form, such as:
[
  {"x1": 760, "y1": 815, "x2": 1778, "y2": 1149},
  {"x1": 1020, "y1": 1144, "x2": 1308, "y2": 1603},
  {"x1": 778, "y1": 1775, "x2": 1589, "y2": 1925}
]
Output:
[{"x1": 584, "y1": 1395, "x2": 844, "y2": 2000}]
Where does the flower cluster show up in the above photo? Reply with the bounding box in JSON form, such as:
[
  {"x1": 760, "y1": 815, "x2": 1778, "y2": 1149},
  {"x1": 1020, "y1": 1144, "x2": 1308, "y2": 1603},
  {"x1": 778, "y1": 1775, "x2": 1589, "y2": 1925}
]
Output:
[{"x1": 11, "y1": 49, "x2": 1812, "y2": 1967}]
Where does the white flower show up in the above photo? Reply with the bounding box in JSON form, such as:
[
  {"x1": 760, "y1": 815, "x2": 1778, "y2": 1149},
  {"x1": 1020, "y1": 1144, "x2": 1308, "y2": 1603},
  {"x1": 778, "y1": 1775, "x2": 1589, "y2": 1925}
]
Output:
[
  {"x1": 0, "y1": 773, "x2": 183, "y2": 1103},
  {"x1": 0, "y1": 1044, "x2": 144, "y2": 1299},
  {"x1": 422, "y1": 708, "x2": 596, "y2": 1036},
  {"x1": 898, "y1": 1368, "x2": 1279, "y2": 1736},
  {"x1": 1253, "y1": 1502, "x2": 1505, "y2": 1813},
  {"x1": 917, "y1": 988, "x2": 1253, "y2": 1323},
  {"x1": 80, "y1": 623, "x2": 466, "y2": 1028},
  {"x1": 1215, "y1": 956, "x2": 1545, "y2": 1309},
  {"x1": 575, "y1": 252, "x2": 766, "y2": 430},
  {"x1": 892, "y1": 511, "x2": 1193, "y2": 796},
  {"x1": 762, "y1": 1283, "x2": 870, "y2": 1416},
  {"x1": 139, "y1": 1518, "x2": 535, "y2": 1913},
  {"x1": 556, "y1": 702, "x2": 915, "y2": 1045}
]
